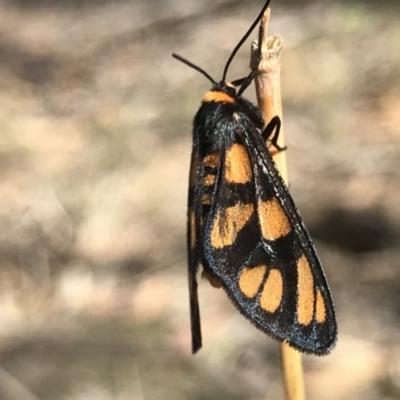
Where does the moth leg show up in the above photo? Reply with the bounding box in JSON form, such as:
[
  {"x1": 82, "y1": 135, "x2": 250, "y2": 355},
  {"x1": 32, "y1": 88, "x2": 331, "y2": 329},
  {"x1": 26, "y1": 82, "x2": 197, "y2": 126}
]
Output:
[
  {"x1": 231, "y1": 77, "x2": 247, "y2": 87},
  {"x1": 262, "y1": 116, "x2": 287, "y2": 153}
]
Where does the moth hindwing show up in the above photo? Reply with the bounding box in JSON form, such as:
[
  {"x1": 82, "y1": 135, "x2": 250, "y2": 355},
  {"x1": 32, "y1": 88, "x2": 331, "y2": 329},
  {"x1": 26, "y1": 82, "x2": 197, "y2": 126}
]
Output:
[{"x1": 174, "y1": 0, "x2": 337, "y2": 355}]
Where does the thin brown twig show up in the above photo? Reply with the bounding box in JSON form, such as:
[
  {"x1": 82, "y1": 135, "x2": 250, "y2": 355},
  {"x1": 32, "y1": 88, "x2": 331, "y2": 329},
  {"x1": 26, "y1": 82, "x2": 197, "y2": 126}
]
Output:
[{"x1": 251, "y1": 9, "x2": 305, "y2": 400}]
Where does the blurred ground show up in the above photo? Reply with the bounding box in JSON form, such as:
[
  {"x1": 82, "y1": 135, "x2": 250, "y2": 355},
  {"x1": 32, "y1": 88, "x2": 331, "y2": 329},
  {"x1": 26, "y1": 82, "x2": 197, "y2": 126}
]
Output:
[{"x1": 0, "y1": 0, "x2": 399, "y2": 399}]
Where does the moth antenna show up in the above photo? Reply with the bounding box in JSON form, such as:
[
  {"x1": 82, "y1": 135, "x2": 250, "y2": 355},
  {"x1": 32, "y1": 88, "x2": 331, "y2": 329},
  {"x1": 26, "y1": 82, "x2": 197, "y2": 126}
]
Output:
[
  {"x1": 172, "y1": 53, "x2": 217, "y2": 85},
  {"x1": 221, "y1": 0, "x2": 272, "y2": 83}
]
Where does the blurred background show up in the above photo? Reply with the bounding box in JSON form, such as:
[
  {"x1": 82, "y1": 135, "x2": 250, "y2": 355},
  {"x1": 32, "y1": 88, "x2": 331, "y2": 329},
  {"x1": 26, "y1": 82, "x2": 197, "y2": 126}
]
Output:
[{"x1": 0, "y1": 0, "x2": 399, "y2": 399}]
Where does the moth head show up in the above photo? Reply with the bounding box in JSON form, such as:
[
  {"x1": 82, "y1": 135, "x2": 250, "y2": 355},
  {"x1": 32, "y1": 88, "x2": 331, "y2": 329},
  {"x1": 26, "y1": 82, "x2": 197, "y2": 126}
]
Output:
[{"x1": 215, "y1": 81, "x2": 236, "y2": 98}]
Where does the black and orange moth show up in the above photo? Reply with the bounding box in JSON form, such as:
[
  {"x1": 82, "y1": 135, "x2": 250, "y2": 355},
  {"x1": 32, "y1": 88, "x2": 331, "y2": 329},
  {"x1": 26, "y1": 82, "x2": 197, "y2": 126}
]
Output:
[{"x1": 172, "y1": 0, "x2": 337, "y2": 355}]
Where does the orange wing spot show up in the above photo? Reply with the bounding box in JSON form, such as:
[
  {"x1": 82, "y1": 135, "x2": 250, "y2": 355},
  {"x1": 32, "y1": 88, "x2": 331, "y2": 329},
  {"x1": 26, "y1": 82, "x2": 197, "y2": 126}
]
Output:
[
  {"x1": 202, "y1": 194, "x2": 211, "y2": 205},
  {"x1": 201, "y1": 270, "x2": 222, "y2": 288},
  {"x1": 225, "y1": 143, "x2": 252, "y2": 184},
  {"x1": 210, "y1": 203, "x2": 254, "y2": 249},
  {"x1": 316, "y1": 288, "x2": 326, "y2": 324},
  {"x1": 204, "y1": 153, "x2": 219, "y2": 168},
  {"x1": 189, "y1": 209, "x2": 196, "y2": 249},
  {"x1": 297, "y1": 254, "x2": 314, "y2": 326},
  {"x1": 203, "y1": 174, "x2": 216, "y2": 186},
  {"x1": 202, "y1": 91, "x2": 235, "y2": 104},
  {"x1": 258, "y1": 198, "x2": 291, "y2": 241},
  {"x1": 238, "y1": 265, "x2": 266, "y2": 298},
  {"x1": 260, "y1": 269, "x2": 283, "y2": 313}
]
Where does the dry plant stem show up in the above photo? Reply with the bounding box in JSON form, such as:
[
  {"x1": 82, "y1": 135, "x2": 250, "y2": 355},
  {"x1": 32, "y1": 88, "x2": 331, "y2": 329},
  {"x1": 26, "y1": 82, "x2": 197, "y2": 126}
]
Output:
[
  {"x1": 251, "y1": 10, "x2": 305, "y2": 400},
  {"x1": 280, "y1": 344, "x2": 305, "y2": 400},
  {"x1": 251, "y1": 10, "x2": 287, "y2": 184}
]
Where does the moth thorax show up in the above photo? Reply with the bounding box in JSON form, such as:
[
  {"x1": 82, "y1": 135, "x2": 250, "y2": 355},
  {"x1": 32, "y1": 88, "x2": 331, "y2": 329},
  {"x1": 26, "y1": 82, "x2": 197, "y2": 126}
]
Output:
[{"x1": 202, "y1": 90, "x2": 235, "y2": 104}]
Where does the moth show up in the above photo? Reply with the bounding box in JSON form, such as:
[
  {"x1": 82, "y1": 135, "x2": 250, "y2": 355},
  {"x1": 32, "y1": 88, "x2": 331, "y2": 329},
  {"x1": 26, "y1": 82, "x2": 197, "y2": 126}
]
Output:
[{"x1": 173, "y1": 0, "x2": 337, "y2": 355}]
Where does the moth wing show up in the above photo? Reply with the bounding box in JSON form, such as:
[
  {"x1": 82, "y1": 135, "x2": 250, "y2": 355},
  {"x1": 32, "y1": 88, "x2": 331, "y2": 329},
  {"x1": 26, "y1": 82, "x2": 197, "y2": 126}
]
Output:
[
  {"x1": 247, "y1": 126, "x2": 337, "y2": 353},
  {"x1": 203, "y1": 122, "x2": 337, "y2": 354},
  {"x1": 187, "y1": 146, "x2": 202, "y2": 353}
]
